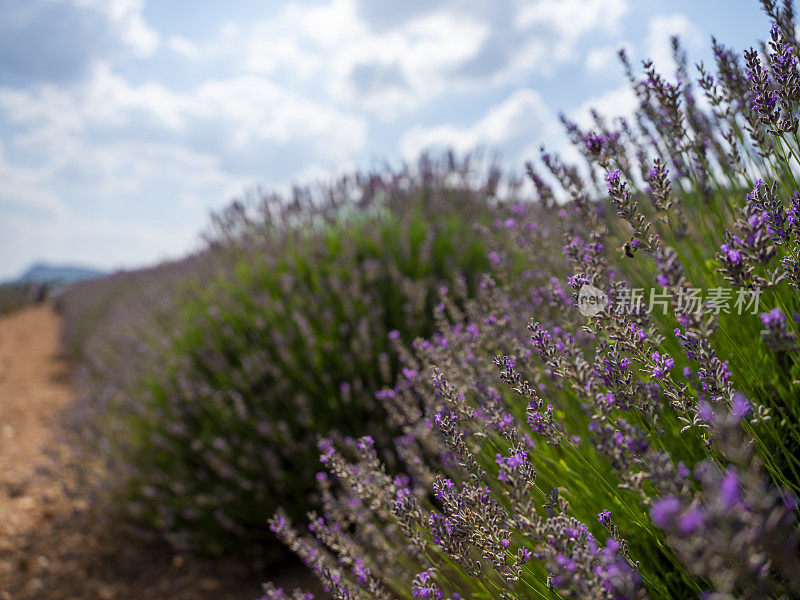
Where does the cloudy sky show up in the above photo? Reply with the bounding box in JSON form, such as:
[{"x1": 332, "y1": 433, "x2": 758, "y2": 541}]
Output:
[{"x1": 0, "y1": 0, "x2": 769, "y2": 279}]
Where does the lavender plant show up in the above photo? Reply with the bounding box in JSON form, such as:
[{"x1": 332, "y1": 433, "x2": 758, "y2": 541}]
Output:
[
  {"x1": 266, "y1": 4, "x2": 800, "y2": 599},
  {"x1": 65, "y1": 155, "x2": 518, "y2": 558}
]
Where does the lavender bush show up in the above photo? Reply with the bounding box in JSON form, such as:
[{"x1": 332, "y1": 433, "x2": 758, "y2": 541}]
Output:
[
  {"x1": 64, "y1": 155, "x2": 521, "y2": 558},
  {"x1": 266, "y1": 3, "x2": 800, "y2": 599}
]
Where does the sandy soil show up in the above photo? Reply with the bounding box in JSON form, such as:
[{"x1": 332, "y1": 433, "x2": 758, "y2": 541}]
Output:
[{"x1": 0, "y1": 305, "x2": 317, "y2": 599}]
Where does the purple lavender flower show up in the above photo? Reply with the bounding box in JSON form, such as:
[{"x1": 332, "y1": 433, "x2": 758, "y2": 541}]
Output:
[
  {"x1": 761, "y1": 307, "x2": 786, "y2": 329},
  {"x1": 730, "y1": 393, "x2": 752, "y2": 420},
  {"x1": 411, "y1": 570, "x2": 444, "y2": 600},
  {"x1": 678, "y1": 506, "x2": 705, "y2": 535},
  {"x1": 697, "y1": 400, "x2": 714, "y2": 423},
  {"x1": 605, "y1": 170, "x2": 622, "y2": 192},
  {"x1": 651, "y1": 496, "x2": 682, "y2": 528},
  {"x1": 760, "y1": 308, "x2": 798, "y2": 350},
  {"x1": 650, "y1": 351, "x2": 675, "y2": 379},
  {"x1": 719, "y1": 469, "x2": 741, "y2": 509},
  {"x1": 719, "y1": 242, "x2": 742, "y2": 266}
]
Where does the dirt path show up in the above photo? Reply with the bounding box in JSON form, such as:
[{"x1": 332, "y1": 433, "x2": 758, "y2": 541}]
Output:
[
  {"x1": 0, "y1": 305, "x2": 72, "y2": 554},
  {"x1": 0, "y1": 305, "x2": 312, "y2": 600}
]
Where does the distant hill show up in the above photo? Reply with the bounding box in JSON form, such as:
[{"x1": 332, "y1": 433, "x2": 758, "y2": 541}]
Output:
[{"x1": 14, "y1": 262, "x2": 105, "y2": 285}]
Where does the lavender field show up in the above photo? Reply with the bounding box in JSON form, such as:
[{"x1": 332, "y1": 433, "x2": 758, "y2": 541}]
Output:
[{"x1": 4, "y1": 0, "x2": 800, "y2": 599}]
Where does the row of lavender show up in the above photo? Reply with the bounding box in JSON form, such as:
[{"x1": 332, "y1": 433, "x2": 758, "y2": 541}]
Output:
[
  {"x1": 56, "y1": 155, "x2": 519, "y2": 559},
  {"x1": 265, "y1": 3, "x2": 800, "y2": 599}
]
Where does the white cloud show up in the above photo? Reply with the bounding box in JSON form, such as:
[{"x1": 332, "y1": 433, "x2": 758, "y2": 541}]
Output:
[
  {"x1": 236, "y1": 0, "x2": 491, "y2": 115},
  {"x1": 0, "y1": 141, "x2": 69, "y2": 218},
  {"x1": 328, "y1": 10, "x2": 490, "y2": 114},
  {"x1": 0, "y1": 57, "x2": 370, "y2": 277},
  {"x1": 517, "y1": 0, "x2": 627, "y2": 33},
  {"x1": 400, "y1": 88, "x2": 562, "y2": 165},
  {"x1": 569, "y1": 84, "x2": 638, "y2": 128},
  {"x1": 0, "y1": 63, "x2": 368, "y2": 166},
  {"x1": 300, "y1": 0, "x2": 363, "y2": 47},
  {"x1": 78, "y1": 0, "x2": 159, "y2": 56},
  {"x1": 516, "y1": 0, "x2": 628, "y2": 65},
  {"x1": 0, "y1": 0, "x2": 160, "y2": 85},
  {"x1": 585, "y1": 40, "x2": 633, "y2": 73},
  {"x1": 168, "y1": 36, "x2": 201, "y2": 61},
  {"x1": 205, "y1": 0, "x2": 632, "y2": 116},
  {"x1": 646, "y1": 14, "x2": 704, "y2": 72}
]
